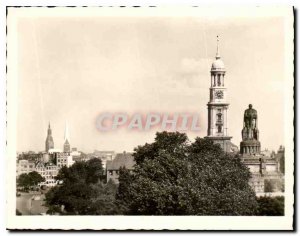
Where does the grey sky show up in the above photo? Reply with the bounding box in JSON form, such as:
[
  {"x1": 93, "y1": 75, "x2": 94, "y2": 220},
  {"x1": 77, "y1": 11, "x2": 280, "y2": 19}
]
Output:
[{"x1": 17, "y1": 16, "x2": 285, "y2": 153}]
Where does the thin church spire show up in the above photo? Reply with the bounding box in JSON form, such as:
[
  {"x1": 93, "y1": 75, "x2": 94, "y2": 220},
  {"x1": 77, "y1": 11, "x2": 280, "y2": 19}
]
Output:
[
  {"x1": 64, "y1": 121, "x2": 70, "y2": 142},
  {"x1": 216, "y1": 35, "x2": 221, "y2": 59},
  {"x1": 63, "y1": 121, "x2": 71, "y2": 153}
]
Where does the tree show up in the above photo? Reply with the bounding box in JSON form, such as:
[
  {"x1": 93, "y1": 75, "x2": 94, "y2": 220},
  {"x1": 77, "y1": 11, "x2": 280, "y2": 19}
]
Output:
[
  {"x1": 45, "y1": 158, "x2": 120, "y2": 215},
  {"x1": 16, "y1": 209, "x2": 22, "y2": 215},
  {"x1": 17, "y1": 152, "x2": 42, "y2": 162},
  {"x1": 119, "y1": 131, "x2": 258, "y2": 215},
  {"x1": 115, "y1": 167, "x2": 133, "y2": 213},
  {"x1": 256, "y1": 196, "x2": 284, "y2": 216},
  {"x1": 28, "y1": 171, "x2": 45, "y2": 186},
  {"x1": 264, "y1": 179, "x2": 275, "y2": 193},
  {"x1": 279, "y1": 154, "x2": 285, "y2": 174},
  {"x1": 17, "y1": 173, "x2": 30, "y2": 190},
  {"x1": 85, "y1": 158, "x2": 105, "y2": 183},
  {"x1": 88, "y1": 180, "x2": 120, "y2": 215},
  {"x1": 17, "y1": 171, "x2": 45, "y2": 190}
]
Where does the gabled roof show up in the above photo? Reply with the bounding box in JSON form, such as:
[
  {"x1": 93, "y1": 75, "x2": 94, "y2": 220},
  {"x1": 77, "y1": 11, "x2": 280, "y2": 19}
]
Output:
[
  {"x1": 35, "y1": 161, "x2": 45, "y2": 168},
  {"x1": 106, "y1": 152, "x2": 135, "y2": 170}
]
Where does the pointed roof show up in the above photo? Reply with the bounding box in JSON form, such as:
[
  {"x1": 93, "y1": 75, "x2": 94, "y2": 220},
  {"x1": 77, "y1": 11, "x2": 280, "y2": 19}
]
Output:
[
  {"x1": 106, "y1": 152, "x2": 135, "y2": 170},
  {"x1": 216, "y1": 35, "x2": 221, "y2": 59},
  {"x1": 211, "y1": 35, "x2": 225, "y2": 71},
  {"x1": 64, "y1": 121, "x2": 70, "y2": 142},
  {"x1": 47, "y1": 122, "x2": 53, "y2": 137}
]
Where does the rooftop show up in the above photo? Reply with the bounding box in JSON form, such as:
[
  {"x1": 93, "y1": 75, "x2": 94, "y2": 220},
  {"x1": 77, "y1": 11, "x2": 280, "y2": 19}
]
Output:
[{"x1": 106, "y1": 152, "x2": 135, "y2": 170}]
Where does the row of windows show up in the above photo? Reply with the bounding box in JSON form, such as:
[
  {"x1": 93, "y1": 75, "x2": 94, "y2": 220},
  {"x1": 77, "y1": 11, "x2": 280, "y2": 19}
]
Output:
[
  {"x1": 57, "y1": 159, "x2": 67, "y2": 163},
  {"x1": 108, "y1": 170, "x2": 119, "y2": 175},
  {"x1": 43, "y1": 176, "x2": 56, "y2": 179},
  {"x1": 19, "y1": 165, "x2": 35, "y2": 168},
  {"x1": 37, "y1": 167, "x2": 58, "y2": 171},
  {"x1": 40, "y1": 171, "x2": 57, "y2": 175},
  {"x1": 57, "y1": 164, "x2": 67, "y2": 167}
]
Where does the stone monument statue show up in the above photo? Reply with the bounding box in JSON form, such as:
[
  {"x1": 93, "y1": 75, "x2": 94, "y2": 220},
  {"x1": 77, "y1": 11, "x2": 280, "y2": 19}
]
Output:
[
  {"x1": 242, "y1": 104, "x2": 259, "y2": 141},
  {"x1": 240, "y1": 104, "x2": 261, "y2": 155}
]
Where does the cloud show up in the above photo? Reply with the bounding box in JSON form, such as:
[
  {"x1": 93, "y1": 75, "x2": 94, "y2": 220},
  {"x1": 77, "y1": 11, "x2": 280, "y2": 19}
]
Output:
[{"x1": 170, "y1": 57, "x2": 211, "y2": 89}]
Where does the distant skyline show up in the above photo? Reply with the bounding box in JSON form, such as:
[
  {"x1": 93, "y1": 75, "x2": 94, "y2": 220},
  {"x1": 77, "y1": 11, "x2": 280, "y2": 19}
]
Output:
[{"x1": 17, "y1": 15, "x2": 285, "y2": 153}]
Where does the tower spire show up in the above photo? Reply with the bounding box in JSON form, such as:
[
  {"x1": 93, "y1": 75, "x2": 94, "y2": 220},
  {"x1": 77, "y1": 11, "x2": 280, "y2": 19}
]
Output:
[
  {"x1": 63, "y1": 121, "x2": 71, "y2": 153},
  {"x1": 64, "y1": 121, "x2": 70, "y2": 142},
  {"x1": 45, "y1": 122, "x2": 54, "y2": 152},
  {"x1": 216, "y1": 35, "x2": 221, "y2": 59}
]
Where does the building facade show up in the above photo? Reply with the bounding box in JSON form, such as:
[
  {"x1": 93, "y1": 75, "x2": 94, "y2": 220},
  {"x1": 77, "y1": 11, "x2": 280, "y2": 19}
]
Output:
[
  {"x1": 16, "y1": 160, "x2": 36, "y2": 176},
  {"x1": 89, "y1": 150, "x2": 116, "y2": 169},
  {"x1": 36, "y1": 162, "x2": 59, "y2": 187},
  {"x1": 106, "y1": 152, "x2": 135, "y2": 184},
  {"x1": 56, "y1": 152, "x2": 74, "y2": 168}
]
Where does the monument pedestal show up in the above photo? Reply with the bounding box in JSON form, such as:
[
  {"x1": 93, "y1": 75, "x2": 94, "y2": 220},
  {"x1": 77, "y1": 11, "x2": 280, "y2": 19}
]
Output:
[{"x1": 240, "y1": 140, "x2": 261, "y2": 155}]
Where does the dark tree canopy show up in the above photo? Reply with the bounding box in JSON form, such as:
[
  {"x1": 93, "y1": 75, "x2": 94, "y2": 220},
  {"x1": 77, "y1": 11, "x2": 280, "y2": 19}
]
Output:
[
  {"x1": 46, "y1": 158, "x2": 120, "y2": 215},
  {"x1": 55, "y1": 158, "x2": 104, "y2": 184},
  {"x1": 115, "y1": 167, "x2": 134, "y2": 214},
  {"x1": 279, "y1": 154, "x2": 285, "y2": 174},
  {"x1": 133, "y1": 131, "x2": 189, "y2": 165},
  {"x1": 119, "y1": 131, "x2": 258, "y2": 215},
  {"x1": 17, "y1": 171, "x2": 45, "y2": 190},
  {"x1": 256, "y1": 196, "x2": 284, "y2": 216}
]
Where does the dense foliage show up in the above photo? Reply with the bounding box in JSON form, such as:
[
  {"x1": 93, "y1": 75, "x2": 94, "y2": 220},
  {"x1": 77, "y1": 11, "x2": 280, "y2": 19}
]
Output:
[
  {"x1": 279, "y1": 154, "x2": 285, "y2": 174},
  {"x1": 117, "y1": 131, "x2": 258, "y2": 215},
  {"x1": 45, "y1": 158, "x2": 120, "y2": 215},
  {"x1": 256, "y1": 196, "x2": 284, "y2": 216},
  {"x1": 17, "y1": 152, "x2": 42, "y2": 161},
  {"x1": 17, "y1": 171, "x2": 45, "y2": 190},
  {"x1": 44, "y1": 132, "x2": 284, "y2": 216},
  {"x1": 115, "y1": 167, "x2": 133, "y2": 214}
]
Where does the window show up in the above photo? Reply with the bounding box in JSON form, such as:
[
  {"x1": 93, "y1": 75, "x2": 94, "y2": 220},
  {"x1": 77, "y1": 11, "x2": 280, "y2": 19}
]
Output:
[
  {"x1": 218, "y1": 125, "x2": 222, "y2": 133},
  {"x1": 217, "y1": 74, "x2": 221, "y2": 86}
]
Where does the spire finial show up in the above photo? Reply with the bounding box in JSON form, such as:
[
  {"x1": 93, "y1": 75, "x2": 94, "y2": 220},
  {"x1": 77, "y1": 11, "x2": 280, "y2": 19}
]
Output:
[
  {"x1": 64, "y1": 120, "x2": 70, "y2": 142},
  {"x1": 48, "y1": 122, "x2": 50, "y2": 129},
  {"x1": 216, "y1": 35, "x2": 221, "y2": 59}
]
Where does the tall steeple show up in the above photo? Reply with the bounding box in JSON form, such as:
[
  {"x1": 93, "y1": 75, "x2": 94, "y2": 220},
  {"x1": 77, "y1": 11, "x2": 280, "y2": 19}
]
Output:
[
  {"x1": 205, "y1": 36, "x2": 232, "y2": 152},
  {"x1": 45, "y1": 122, "x2": 54, "y2": 152},
  {"x1": 64, "y1": 121, "x2": 70, "y2": 142},
  {"x1": 63, "y1": 121, "x2": 71, "y2": 153},
  {"x1": 216, "y1": 35, "x2": 221, "y2": 59}
]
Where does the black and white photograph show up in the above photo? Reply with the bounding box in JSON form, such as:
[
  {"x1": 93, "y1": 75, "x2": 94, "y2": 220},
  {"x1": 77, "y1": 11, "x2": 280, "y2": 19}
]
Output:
[{"x1": 5, "y1": 6, "x2": 294, "y2": 230}]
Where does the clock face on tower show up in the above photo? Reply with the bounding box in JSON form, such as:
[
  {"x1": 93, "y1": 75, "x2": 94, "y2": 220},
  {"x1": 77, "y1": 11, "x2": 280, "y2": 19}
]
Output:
[{"x1": 215, "y1": 90, "x2": 224, "y2": 99}]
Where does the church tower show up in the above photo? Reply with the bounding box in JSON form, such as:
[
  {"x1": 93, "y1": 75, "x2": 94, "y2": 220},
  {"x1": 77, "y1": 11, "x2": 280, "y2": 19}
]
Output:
[
  {"x1": 45, "y1": 122, "x2": 54, "y2": 152},
  {"x1": 205, "y1": 36, "x2": 232, "y2": 152},
  {"x1": 63, "y1": 121, "x2": 71, "y2": 153}
]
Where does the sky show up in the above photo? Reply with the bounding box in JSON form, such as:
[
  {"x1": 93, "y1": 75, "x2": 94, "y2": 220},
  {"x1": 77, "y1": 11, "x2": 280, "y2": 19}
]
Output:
[{"x1": 16, "y1": 14, "x2": 286, "y2": 153}]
